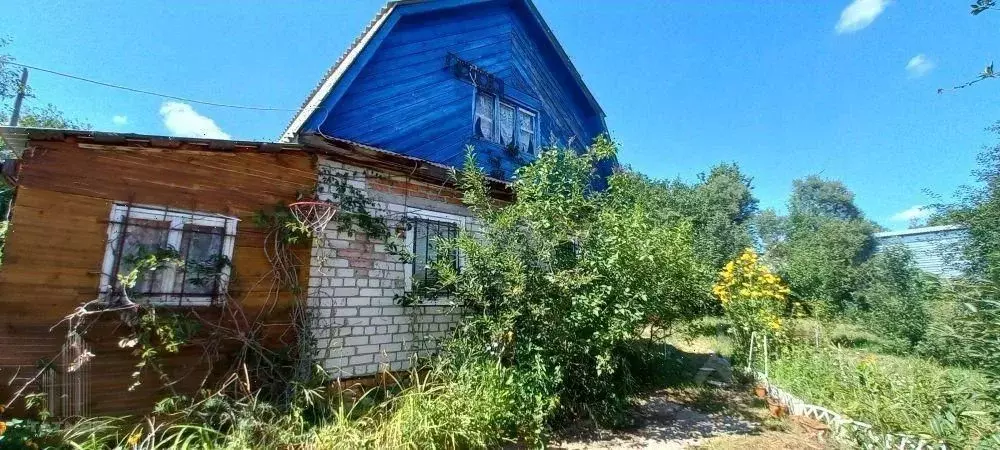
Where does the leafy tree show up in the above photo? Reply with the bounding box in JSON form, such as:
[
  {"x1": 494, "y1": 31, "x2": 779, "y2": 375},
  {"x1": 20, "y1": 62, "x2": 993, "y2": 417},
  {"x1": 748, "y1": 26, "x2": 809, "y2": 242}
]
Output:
[
  {"x1": 759, "y1": 176, "x2": 877, "y2": 316},
  {"x1": 789, "y1": 175, "x2": 862, "y2": 221},
  {"x1": 783, "y1": 216, "x2": 876, "y2": 315},
  {"x1": 753, "y1": 208, "x2": 788, "y2": 266},
  {"x1": 612, "y1": 162, "x2": 758, "y2": 272},
  {"x1": 934, "y1": 123, "x2": 1000, "y2": 284},
  {"x1": 429, "y1": 139, "x2": 712, "y2": 433},
  {"x1": 690, "y1": 163, "x2": 758, "y2": 270}
]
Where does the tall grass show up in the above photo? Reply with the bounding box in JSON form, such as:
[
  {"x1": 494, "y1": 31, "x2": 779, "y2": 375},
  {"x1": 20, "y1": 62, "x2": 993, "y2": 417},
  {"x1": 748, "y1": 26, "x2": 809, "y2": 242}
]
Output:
[
  {"x1": 54, "y1": 342, "x2": 697, "y2": 449},
  {"x1": 58, "y1": 360, "x2": 521, "y2": 450},
  {"x1": 316, "y1": 360, "x2": 518, "y2": 449},
  {"x1": 769, "y1": 345, "x2": 997, "y2": 446}
]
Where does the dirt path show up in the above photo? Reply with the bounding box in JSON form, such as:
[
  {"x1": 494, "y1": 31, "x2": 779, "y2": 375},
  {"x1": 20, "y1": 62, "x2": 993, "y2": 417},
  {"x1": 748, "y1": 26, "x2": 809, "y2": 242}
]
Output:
[{"x1": 554, "y1": 386, "x2": 832, "y2": 449}]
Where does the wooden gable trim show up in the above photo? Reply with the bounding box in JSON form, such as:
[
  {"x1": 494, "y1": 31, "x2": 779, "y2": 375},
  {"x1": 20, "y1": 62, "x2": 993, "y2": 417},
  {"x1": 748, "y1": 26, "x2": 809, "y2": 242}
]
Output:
[{"x1": 281, "y1": 4, "x2": 402, "y2": 142}]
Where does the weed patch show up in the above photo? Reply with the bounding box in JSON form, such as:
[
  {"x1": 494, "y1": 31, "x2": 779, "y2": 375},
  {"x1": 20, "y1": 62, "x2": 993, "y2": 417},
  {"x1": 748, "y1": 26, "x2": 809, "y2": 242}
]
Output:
[{"x1": 769, "y1": 345, "x2": 997, "y2": 447}]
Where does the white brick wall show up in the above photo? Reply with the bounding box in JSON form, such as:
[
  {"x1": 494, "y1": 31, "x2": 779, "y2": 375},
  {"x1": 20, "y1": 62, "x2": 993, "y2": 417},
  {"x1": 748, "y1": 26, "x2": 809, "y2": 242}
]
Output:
[{"x1": 306, "y1": 159, "x2": 467, "y2": 378}]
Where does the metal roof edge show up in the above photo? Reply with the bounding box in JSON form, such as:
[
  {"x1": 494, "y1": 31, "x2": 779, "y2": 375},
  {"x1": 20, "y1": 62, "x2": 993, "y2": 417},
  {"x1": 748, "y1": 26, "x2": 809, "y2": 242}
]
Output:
[
  {"x1": 279, "y1": 1, "x2": 406, "y2": 143},
  {"x1": 874, "y1": 224, "x2": 967, "y2": 238},
  {"x1": 1, "y1": 126, "x2": 304, "y2": 155}
]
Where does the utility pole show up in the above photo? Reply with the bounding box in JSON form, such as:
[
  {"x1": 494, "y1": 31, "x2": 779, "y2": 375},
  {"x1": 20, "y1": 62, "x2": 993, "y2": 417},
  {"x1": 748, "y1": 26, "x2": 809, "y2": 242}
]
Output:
[
  {"x1": 8, "y1": 67, "x2": 28, "y2": 126},
  {"x1": 2, "y1": 68, "x2": 28, "y2": 222}
]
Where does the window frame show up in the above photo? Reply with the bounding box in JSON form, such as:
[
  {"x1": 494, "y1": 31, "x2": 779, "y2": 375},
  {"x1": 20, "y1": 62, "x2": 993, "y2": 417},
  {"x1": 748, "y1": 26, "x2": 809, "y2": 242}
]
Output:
[
  {"x1": 497, "y1": 101, "x2": 516, "y2": 147},
  {"x1": 472, "y1": 89, "x2": 539, "y2": 157},
  {"x1": 402, "y1": 208, "x2": 466, "y2": 295},
  {"x1": 98, "y1": 203, "x2": 238, "y2": 307},
  {"x1": 474, "y1": 91, "x2": 495, "y2": 141},
  {"x1": 517, "y1": 107, "x2": 537, "y2": 156}
]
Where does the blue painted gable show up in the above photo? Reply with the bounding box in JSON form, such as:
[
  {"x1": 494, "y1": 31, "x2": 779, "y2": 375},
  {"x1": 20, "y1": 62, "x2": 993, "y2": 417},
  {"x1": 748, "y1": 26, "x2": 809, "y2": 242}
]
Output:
[{"x1": 288, "y1": 0, "x2": 607, "y2": 180}]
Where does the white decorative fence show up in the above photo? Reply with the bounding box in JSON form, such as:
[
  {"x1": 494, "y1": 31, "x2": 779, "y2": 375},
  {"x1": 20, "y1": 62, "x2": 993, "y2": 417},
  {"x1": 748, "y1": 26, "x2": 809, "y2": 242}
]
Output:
[{"x1": 753, "y1": 371, "x2": 947, "y2": 449}]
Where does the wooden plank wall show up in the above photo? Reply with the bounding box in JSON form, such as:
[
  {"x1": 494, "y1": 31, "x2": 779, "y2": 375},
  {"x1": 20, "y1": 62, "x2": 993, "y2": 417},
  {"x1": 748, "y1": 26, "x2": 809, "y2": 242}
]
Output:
[
  {"x1": 0, "y1": 141, "x2": 315, "y2": 415},
  {"x1": 322, "y1": 2, "x2": 605, "y2": 170}
]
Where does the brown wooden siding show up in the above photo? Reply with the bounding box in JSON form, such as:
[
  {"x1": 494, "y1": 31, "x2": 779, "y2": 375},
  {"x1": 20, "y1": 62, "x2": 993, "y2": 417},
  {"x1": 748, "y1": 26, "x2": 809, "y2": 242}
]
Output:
[{"x1": 0, "y1": 141, "x2": 315, "y2": 416}]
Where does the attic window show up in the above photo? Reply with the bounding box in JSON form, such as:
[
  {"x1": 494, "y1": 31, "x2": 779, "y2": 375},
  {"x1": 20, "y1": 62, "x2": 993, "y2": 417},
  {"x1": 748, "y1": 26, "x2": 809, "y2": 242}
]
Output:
[
  {"x1": 474, "y1": 90, "x2": 538, "y2": 156},
  {"x1": 498, "y1": 102, "x2": 515, "y2": 147},
  {"x1": 517, "y1": 108, "x2": 536, "y2": 155},
  {"x1": 475, "y1": 92, "x2": 494, "y2": 141}
]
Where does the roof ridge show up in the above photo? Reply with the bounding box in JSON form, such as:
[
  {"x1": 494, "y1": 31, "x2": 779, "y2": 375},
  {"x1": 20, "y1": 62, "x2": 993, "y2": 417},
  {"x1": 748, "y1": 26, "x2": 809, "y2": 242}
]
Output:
[{"x1": 874, "y1": 224, "x2": 967, "y2": 238}]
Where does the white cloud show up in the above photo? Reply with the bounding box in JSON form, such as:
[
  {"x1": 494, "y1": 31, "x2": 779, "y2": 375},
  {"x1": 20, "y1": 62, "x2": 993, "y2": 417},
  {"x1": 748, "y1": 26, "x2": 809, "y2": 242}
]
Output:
[
  {"x1": 891, "y1": 205, "x2": 931, "y2": 222},
  {"x1": 111, "y1": 115, "x2": 128, "y2": 126},
  {"x1": 158, "y1": 101, "x2": 231, "y2": 140},
  {"x1": 835, "y1": 0, "x2": 890, "y2": 34},
  {"x1": 905, "y1": 54, "x2": 934, "y2": 78}
]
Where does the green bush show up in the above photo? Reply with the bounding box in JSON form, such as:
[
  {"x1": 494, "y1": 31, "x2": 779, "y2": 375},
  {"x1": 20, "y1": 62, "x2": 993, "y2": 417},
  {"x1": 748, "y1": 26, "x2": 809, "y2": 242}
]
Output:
[
  {"x1": 934, "y1": 283, "x2": 1000, "y2": 392},
  {"x1": 0, "y1": 418, "x2": 62, "y2": 450},
  {"x1": 913, "y1": 284, "x2": 983, "y2": 367},
  {"x1": 425, "y1": 139, "x2": 712, "y2": 433},
  {"x1": 853, "y1": 246, "x2": 931, "y2": 348}
]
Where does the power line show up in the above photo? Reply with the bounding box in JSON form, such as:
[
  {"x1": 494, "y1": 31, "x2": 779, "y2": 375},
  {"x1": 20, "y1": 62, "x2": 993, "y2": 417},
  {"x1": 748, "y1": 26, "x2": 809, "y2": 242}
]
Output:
[{"x1": 3, "y1": 61, "x2": 311, "y2": 112}]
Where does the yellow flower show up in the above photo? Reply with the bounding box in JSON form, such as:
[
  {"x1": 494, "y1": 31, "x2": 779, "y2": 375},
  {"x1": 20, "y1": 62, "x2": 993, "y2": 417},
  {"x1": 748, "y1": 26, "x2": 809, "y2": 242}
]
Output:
[
  {"x1": 127, "y1": 430, "x2": 142, "y2": 446},
  {"x1": 0, "y1": 421, "x2": 6, "y2": 437}
]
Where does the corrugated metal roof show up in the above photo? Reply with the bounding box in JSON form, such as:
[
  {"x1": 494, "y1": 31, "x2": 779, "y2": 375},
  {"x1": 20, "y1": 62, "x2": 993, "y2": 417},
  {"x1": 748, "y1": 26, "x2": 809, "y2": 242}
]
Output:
[
  {"x1": 0, "y1": 126, "x2": 302, "y2": 157},
  {"x1": 874, "y1": 224, "x2": 966, "y2": 238}
]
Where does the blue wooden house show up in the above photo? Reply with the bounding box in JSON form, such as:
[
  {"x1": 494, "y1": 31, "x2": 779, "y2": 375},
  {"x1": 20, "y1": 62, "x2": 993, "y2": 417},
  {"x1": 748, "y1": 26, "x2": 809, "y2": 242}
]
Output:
[{"x1": 282, "y1": 0, "x2": 608, "y2": 180}]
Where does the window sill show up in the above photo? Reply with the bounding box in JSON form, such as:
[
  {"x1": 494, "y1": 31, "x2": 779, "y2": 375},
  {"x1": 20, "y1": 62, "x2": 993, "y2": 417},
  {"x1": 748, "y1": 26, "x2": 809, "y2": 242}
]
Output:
[
  {"x1": 467, "y1": 138, "x2": 537, "y2": 161},
  {"x1": 99, "y1": 294, "x2": 225, "y2": 308},
  {"x1": 401, "y1": 295, "x2": 459, "y2": 308}
]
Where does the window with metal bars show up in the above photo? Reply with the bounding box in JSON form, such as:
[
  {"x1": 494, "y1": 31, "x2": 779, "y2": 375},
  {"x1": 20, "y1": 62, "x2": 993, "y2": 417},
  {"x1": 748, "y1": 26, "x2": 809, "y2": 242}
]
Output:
[
  {"x1": 410, "y1": 218, "x2": 459, "y2": 288},
  {"x1": 98, "y1": 203, "x2": 237, "y2": 306}
]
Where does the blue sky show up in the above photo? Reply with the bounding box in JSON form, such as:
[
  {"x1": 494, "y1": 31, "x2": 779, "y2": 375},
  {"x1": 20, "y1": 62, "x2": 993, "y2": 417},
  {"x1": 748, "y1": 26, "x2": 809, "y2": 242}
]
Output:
[{"x1": 4, "y1": 0, "x2": 1000, "y2": 230}]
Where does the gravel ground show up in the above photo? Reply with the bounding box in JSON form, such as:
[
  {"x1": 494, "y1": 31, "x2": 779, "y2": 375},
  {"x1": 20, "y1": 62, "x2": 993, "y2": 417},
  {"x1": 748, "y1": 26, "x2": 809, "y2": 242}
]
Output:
[{"x1": 553, "y1": 386, "x2": 831, "y2": 450}]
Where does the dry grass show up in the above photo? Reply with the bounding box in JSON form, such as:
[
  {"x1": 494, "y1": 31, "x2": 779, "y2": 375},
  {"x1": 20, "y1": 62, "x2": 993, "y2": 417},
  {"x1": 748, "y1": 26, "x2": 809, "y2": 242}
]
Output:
[{"x1": 694, "y1": 426, "x2": 839, "y2": 450}]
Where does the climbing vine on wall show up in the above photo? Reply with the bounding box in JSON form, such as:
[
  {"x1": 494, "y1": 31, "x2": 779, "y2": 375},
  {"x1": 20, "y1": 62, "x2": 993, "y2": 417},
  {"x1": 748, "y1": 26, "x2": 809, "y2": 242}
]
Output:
[{"x1": 108, "y1": 246, "x2": 211, "y2": 391}]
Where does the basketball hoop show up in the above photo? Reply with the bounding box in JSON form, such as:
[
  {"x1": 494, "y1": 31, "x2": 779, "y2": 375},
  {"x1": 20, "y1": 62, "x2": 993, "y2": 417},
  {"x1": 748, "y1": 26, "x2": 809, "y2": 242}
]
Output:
[{"x1": 288, "y1": 201, "x2": 338, "y2": 236}]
